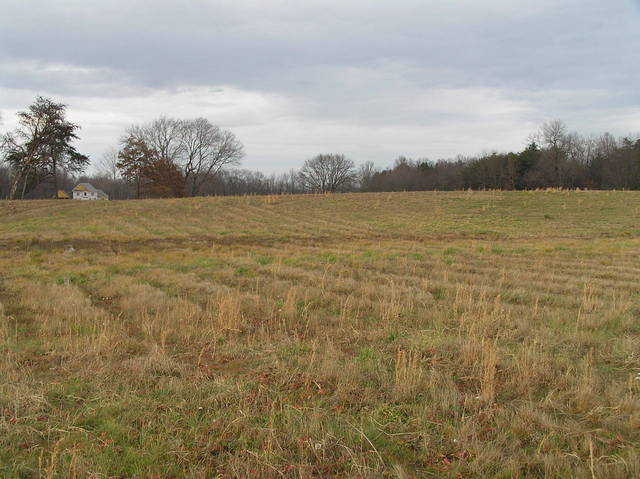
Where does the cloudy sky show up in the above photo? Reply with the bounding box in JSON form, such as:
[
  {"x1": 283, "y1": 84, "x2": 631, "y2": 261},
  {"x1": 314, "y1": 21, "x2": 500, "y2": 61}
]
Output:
[{"x1": 1, "y1": 0, "x2": 639, "y2": 173}]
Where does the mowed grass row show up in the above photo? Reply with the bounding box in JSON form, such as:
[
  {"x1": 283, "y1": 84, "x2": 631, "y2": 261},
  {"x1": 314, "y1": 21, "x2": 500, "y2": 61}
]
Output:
[
  {"x1": 1, "y1": 190, "x2": 640, "y2": 243},
  {"x1": 0, "y1": 191, "x2": 639, "y2": 478}
]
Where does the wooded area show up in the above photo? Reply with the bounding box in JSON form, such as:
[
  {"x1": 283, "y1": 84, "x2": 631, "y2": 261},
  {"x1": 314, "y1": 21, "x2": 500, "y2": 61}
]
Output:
[{"x1": 2, "y1": 97, "x2": 639, "y2": 199}]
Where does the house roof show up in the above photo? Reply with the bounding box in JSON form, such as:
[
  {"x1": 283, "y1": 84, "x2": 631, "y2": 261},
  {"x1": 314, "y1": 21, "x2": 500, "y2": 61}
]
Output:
[{"x1": 73, "y1": 183, "x2": 108, "y2": 198}]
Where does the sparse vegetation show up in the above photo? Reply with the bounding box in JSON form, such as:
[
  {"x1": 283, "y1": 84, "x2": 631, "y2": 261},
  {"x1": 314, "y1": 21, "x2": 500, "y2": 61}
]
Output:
[{"x1": 1, "y1": 190, "x2": 639, "y2": 478}]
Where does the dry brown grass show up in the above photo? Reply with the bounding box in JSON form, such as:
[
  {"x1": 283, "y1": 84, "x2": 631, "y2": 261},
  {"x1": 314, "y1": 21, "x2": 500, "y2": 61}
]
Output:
[
  {"x1": 393, "y1": 349, "x2": 424, "y2": 400},
  {"x1": 215, "y1": 289, "x2": 244, "y2": 332},
  {"x1": 0, "y1": 191, "x2": 639, "y2": 478}
]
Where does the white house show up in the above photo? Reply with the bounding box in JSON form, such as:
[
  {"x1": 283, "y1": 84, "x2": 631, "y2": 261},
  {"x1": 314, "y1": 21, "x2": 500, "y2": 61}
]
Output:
[{"x1": 72, "y1": 183, "x2": 109, "y2": 201}]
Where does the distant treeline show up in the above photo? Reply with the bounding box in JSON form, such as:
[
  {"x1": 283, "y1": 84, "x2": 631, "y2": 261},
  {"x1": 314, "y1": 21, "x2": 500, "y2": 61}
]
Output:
[
  {"x1": 1, "y1": 97, "x2": 639, "y2": 199},
  {"x1": 365, "y1": 126, "x2": 640, "y2": 192}
]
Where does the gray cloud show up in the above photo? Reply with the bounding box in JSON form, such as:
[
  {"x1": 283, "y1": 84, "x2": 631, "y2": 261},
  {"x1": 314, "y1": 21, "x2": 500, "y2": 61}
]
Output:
[{"x1": 1, "y1": 0, "x2": 639, "y2": 172}]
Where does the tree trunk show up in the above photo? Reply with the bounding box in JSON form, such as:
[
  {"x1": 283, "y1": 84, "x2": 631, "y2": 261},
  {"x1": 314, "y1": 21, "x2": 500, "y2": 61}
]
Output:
[
  {"x1": 52, "y1": 150, "x2": 58, "y2": 197},
  {"x1": 20, "y1": 167, "x2": 30, "y2": 200},
  {"x1": 9, "y1": 146, "x2": 38, "y2": 200},
  {"x1": 9, "y1": 169, "x2": 23, "y2": 200}
]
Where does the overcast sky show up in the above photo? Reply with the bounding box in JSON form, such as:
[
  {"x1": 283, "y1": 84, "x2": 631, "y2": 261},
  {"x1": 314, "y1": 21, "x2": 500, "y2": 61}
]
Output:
[{"x1": 1, "y1": 0, "x2": 639, "y2": 173}]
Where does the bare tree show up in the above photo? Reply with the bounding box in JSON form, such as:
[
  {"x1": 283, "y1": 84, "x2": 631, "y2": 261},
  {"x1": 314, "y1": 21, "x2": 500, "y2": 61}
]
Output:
[
  {"x1": 98, "y1": 147, "x2": 119, "y2": 182},
  {"x1": 179, "y1": 118, "x2": 244, "y2": 196},
  {"x1": 285, "y1": 169, "x2": 300, "y2": 194},
  {"x1": 537, "y1": 120, "x2": 571, "y2": 187},
  {"x1": 126, "y1": 116, "x2": 244, "y2": 196},
  {"x1": 299, "y1": 154, "x2": 356, "y2": 193},
  {"x1": 357, "y1": 161, "x2": 377, "y2": 191},
  {"x1": 95, "y1": 146, "x2": 122, "y2": 198},
  {"x1": 130, "y1": 116, "x2": 183, "y2": 163}
]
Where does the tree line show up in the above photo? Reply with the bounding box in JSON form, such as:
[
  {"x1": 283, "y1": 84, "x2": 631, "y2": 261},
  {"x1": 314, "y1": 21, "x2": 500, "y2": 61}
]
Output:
[{"x1": 2, "y1": 97, "x2": 639, "y2": 199}]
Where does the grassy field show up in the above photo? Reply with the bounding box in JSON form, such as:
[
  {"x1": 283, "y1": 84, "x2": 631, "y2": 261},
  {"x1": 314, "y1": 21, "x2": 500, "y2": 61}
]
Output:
[{"x1": 1, "y1": 190, "x2": 639, "y2": 478}]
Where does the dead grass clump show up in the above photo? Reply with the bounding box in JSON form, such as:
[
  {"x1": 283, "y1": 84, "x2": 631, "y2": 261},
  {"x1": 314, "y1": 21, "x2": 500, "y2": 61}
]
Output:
[
  {"x1": 480, "y1": 338, "x2": 499, "y2": 403},
  {"x1": 282, "y1": 286, "x2": 299, "y2": 318},
  {"x1": 138, "y1": 297, "x2": 208, "y2": 347},
  {"x1": 17, "y1": 281, "x2": 118, "y2": 357},
  {"x1": 0, "y1": 302, "x2": 9, "y2": 344},
  {"x1": 339, "y1": 294, "x2": 357, "y2": 327},
  {"x1": 460, "y1": 332, "x2": 500, "y2": 403},
  {"x1": 207, "y1": 288, "x2": 266, "y2": 334},
  {"x1": 573, "y1": 349, "x2": 600, "y2": 413},
  {"x1": 103, "y1": 277, "x2": 221, "y2": 346},
  {"x1": 0, "y1": 302, "x2": 19, "y2": 381},
  {"x1": 393, "y1": 349, "x2": 424, "y2": 400},
  {"x1": 216, "y1": 290, "x2": 244, "y2": 332},
  {"x1": 116, "y1": 282, "x2": 167, "y2": 314},
  {"x1": 458, "y1": 289, "x2": 512, "y2": 338},
  {"x1": 380, "y1": 282, "x2": 403, "y2": 325},
  {"x1": 506, "y1": 338, "x2": 557, "y2": 397},
  {"x1": 266, "y1": 288, "x2": 313, "y2": 336},
  {"x1": 122, "y1": 344, "x2": 186, "y2": 379}
]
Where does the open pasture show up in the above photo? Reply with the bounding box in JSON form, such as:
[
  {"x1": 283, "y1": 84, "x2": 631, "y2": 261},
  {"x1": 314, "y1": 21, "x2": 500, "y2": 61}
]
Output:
[{"x1": 1, "y1": 191, "x2": 639, "y2": 478}]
